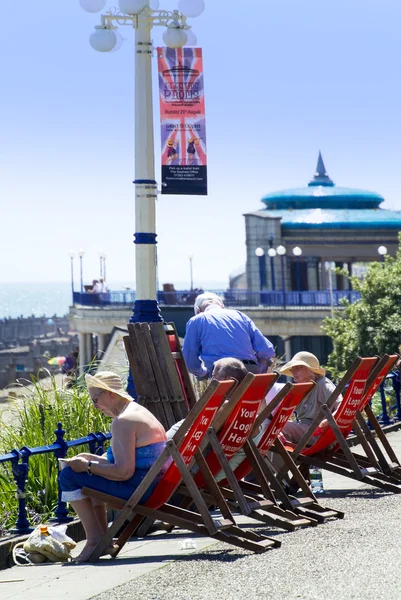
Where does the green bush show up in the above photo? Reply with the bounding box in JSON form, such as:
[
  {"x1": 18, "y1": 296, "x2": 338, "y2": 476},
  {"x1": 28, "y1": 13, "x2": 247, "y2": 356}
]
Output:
[{"x1": 0, "y1": 371, "x2": 111, "y2": 536}]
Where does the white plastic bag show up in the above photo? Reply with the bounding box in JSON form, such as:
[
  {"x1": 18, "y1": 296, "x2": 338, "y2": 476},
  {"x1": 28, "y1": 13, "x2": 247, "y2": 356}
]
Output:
[
  {"x1": 48, "y1": 524, "x2": 76, "y2": 550},
  {"x1": 23, "y1": 524, "x2": 76, "y2": 562}
]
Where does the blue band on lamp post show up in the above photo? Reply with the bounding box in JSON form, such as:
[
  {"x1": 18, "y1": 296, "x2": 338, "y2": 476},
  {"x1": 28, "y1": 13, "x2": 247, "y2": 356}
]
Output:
[{"x1": 134, "y1": 232, "x2": 158, "y2": 244}]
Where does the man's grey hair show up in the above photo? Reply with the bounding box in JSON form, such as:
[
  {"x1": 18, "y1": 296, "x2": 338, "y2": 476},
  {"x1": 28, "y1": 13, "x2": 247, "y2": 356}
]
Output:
[
  {"x1": 212, "y1": 358, "x2": 248, "y2": 383},
  {"x1": 194, "y1": 292, "x2": 224, "y2": 315}
]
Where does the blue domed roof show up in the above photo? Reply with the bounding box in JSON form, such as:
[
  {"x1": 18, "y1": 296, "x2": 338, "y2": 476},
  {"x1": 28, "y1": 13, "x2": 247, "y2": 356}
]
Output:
[{"x1": 261, "y1": 153, "x2": 384, "y2": 210}]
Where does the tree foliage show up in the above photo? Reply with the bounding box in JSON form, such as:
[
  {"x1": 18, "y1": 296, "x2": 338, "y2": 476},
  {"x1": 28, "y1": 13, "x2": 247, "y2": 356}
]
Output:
[{"x1": 323, "y1": 235, "x2": 401, "y2": 378}]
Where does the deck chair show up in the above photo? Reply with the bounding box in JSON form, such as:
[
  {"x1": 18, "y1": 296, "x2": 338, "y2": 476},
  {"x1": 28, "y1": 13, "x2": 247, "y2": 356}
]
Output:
[
  {"x1": 174, "y1": 377, "x2": 325, "y2": 530},
  {"x1": 304, "y1": 354, "x2": 401, "y2": 488},
  {"x1": 350, "y1": 354, "x2": 401, "y2": 481},
  {"x1": 124, "y1": 322, "x2": 192, "y2": 430},
  {"x1": 164, "y1": 322, "x2": 197, "y2": 411},
  {"x1": 82, "y1": 377, "x2": 280, "y2": 561},
  {"x1": 217, "y1": 380, "x2": 345, "y2": 524},
  {"x1": 280, "y1": 355, "x2": 401, "y2": 493}
]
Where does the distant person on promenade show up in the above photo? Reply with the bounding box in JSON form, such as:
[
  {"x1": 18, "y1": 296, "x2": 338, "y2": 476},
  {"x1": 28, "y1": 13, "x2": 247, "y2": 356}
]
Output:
[
  {"x1": 182, "y1": 292, "x2": 275, "y2": 380},
  {"x1": 92, "y1": 278, "x2": 108, "y2": 294},
  {"x1": 59, "y1": 371, "x2": 167, "y2": 562}
]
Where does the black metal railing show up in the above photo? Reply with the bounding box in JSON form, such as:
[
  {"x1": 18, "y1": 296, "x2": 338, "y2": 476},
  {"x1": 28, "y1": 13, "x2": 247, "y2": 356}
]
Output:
[
  {"x1": 72, "y1": 289, "x2": 361, "y2": 309},
  {"x1": 0, "y1": 423, "x2": 111, "y2": 535}
]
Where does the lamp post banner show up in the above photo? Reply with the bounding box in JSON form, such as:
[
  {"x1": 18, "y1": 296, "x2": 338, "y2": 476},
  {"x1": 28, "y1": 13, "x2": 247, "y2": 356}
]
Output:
[{"x1": 157, "y1": 46, "x2": 207, "y2": 195}]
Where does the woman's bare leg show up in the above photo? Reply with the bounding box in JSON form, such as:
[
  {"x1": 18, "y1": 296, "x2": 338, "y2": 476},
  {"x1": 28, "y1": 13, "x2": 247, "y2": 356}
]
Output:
[
  {"x1": 92, "y1": 501, "x2": 108, "y2": 535},
  {"x1": 70, "y1": 498, "x2": 118, "y2": 561}
]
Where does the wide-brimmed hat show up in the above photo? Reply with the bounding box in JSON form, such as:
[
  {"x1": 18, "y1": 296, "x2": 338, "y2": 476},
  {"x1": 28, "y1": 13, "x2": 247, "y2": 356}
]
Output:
[
  {"x1": 85, "y1": 371, "x2": 133, "y2": 403},
  {"x1": 279, "y1": 351, "x2": 326, "y2": 377},
  {"x1": 194, "y1": 292, "x2": 224, "y2": 315}
]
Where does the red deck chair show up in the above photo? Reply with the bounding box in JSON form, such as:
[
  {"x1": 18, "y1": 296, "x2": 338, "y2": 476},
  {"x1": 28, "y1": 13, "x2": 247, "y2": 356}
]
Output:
[
  {"x1": 312, "y1": 354, "x2": 401, "y2": 487},
  {"x1": 83, "y1": 377, "x2": 280, "y2": 561},
  {"x1": 224, "y1": 381, "x2": 345, "y2": 523},
  {"x1": 182, "y1": 376, "x2": 322, "y2": 530},
  {"x1": 281, "y1": 355, "x2": 401, "y2": 493}
]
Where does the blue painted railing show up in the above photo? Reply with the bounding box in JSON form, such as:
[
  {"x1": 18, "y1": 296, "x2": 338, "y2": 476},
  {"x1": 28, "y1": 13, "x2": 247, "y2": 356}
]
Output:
[
  {"x1": 379, "y1": 370, "x2": 401, "y2": 425},
  {"x1": 0, "y1": 423, "x2": 111, "y2": 535},
  {"x1": 73, "y1": 289, "x2": 361, "y2": 309}
]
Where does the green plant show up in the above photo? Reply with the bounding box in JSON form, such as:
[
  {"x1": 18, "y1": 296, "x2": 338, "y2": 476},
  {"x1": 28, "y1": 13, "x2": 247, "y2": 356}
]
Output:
[{"x1": 323, "y1": 234, "x2": 401, "y2": 379}]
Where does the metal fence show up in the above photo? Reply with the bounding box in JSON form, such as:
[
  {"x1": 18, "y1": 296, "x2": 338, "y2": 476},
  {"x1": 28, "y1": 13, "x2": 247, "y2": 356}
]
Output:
[
  {"x1": 72, "y1": 289, "x2": 361, "y2": 309},
  {"x1": 0, "y1": 423, "x2": 111, "y2": 535}
]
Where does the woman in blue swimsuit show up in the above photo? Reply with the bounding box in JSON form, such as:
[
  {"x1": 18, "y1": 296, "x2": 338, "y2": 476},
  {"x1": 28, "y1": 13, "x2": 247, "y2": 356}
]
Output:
[{"x1": 59, "y1": 371, "x2": 167, "y2": 561}]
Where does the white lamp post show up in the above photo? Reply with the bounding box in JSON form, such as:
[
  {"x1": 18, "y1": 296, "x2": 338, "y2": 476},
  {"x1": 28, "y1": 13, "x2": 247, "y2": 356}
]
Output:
[
  {"x1": 68, "y1": 251, "x2": 75, "y2": 295},
  {"x1": 276, "y1": 245, "x2": 287, "y2": 309},
  {"x1": 81, "y1": 0, "x2": 204, "y2": 394},
  {"x1": 188, "y1": 254, "x2": 194, "y2": 290},
  {"x1": 267, "y1": 247, "x2": 276, "y2": 291},
  {"x1": 292, "y1": 246, "x2": 303, "y2": 292},
  {"x1": 378, "y1": 245, "x2": 387, "y2": 265},
  {"x1": 81, "y1": 1, "x2": 201, "y2": 328},
  {"x1": 98, "y1": 251, "x2": 104, "y2": 278},
  {"x1": 255, "y1": 247, "x2": 266, "y2": 304},
  {"x1": 78, "y1": 249, "x2": 85, "y2": 293}
]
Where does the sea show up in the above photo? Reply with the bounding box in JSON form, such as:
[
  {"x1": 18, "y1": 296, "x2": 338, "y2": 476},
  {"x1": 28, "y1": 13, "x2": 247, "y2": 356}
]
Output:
[
  {"x1": 0, "y1": 282, "x2": 73, "y2": 319},
  {"x1": 0, "y1": 281, "x2": 228, "y2": 319}
]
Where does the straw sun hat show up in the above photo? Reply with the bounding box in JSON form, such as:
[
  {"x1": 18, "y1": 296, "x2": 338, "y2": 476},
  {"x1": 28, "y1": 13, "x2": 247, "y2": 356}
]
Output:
[
  {"x1": 85, "y1": 371, "x2": 133, "y2": 403},
  {"x1": 279, "y1": 351, "x2": 326, "y2": 377}
]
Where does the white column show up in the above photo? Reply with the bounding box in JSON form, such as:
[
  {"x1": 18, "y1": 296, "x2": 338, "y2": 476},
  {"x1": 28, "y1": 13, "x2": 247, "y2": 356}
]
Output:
[
  {"x1": 97, "y1": 334, "x2": 106, "y2": 354},
  {"x1": 283, "y1": 337, "x2": 292, "y2": 362},
  {"x1": 307, "y1": 258, "x2": 318, "y2": 290},
  {"x1": 78, "y1": 333, "x2": 87, "y2": 374},
  {"x1": 134, "y1": 3, "x2": 157, "y2": 301},
  {"x1": 85, "y1": 334, "x2": 93, "y2": 366}
]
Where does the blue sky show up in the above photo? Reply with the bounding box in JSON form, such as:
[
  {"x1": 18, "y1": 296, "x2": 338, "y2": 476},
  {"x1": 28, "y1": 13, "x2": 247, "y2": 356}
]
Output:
[{"x1": 1, "y1": 0, "x2": 401, "y2": 288}]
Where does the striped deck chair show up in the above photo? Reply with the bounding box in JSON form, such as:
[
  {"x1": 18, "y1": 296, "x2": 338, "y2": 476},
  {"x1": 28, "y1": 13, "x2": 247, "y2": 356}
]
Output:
[
  {"x1": 181, "y1": 376, "x2": 321, "y2": 530},
  {"x1": 83, "y1": 377, "x2": 280, "y2": 561},
  {"x1": 281, "y1": 355, "x2": 401, "y2": 493}
]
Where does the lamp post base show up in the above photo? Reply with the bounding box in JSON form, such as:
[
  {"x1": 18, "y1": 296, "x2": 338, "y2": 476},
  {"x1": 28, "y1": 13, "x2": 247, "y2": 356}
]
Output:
[{"x1": 130, "y1": 299, "x2": 163, "y2": 324}]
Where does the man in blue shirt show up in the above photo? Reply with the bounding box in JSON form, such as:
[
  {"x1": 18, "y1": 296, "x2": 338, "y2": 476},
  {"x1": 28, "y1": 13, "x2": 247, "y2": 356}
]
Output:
[{"x1": 182, "y1": 292, "x2": 275, "y2": 379}]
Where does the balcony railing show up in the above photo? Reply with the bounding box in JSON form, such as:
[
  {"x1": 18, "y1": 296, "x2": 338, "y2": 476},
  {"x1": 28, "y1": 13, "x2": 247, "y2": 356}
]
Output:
[{"x1": 72, "y1": 289, "x2": 361, "y2": 309}]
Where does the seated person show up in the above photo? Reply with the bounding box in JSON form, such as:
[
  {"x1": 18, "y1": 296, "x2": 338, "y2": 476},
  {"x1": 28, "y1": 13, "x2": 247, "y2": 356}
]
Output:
[
  {"x1": 59, "y1": 371, "x2": 167, "y2": 562},
  {"x1": 166, "y1": 357, "x2": 248, "y2": 440},
  {"x1": 263, "y1": 351, "x2": 342, "y2": 484},
  {"x1": 275, "y1": 351, "x2": 341, "y2": 444}
]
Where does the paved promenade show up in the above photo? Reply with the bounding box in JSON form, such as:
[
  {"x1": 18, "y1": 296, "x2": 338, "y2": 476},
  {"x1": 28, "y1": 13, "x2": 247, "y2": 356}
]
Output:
[{"x1": 1, "y1": 431, "x2": 401, "y2": 600}]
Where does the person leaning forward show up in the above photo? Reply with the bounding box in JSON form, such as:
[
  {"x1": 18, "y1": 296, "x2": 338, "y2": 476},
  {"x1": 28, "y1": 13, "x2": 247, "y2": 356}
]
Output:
[{"x1": 182, "y1": 292, "x2": 275, "y2": 379}]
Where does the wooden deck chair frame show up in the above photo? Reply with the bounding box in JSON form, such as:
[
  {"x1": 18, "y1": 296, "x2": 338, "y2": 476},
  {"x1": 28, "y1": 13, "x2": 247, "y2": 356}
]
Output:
[
  {"x1": 279, "y1": 355, "x2": 401, "y2": 493},
  {"x1": 164, "y1": 321, "x2": 197, "y2": 410},
  {"x1": 124, "y1": 322, "x2": 190, "y2": 431},
  {"x1": 209, "y1": 380, "x2": 344, "y2": 525},
  {"x1": 177, "y1": 377, "x2": 322, "y2": 530},
  {"x1": 82, "y1": 377, "x2": 280, "y2": 561}
]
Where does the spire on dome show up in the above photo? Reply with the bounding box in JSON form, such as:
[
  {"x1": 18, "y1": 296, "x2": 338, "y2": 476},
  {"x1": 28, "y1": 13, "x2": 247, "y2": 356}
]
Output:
[{"x1": 308, "y1": 151, "x2": 335, "y2": 187}]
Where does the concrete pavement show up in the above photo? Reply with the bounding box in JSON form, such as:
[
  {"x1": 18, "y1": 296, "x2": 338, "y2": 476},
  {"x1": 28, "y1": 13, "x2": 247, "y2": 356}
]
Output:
[{"x1": 1, "y1": 430, "x2": 401, "y2": 600}]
